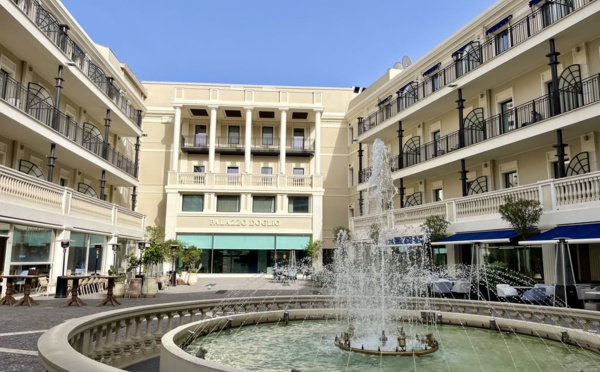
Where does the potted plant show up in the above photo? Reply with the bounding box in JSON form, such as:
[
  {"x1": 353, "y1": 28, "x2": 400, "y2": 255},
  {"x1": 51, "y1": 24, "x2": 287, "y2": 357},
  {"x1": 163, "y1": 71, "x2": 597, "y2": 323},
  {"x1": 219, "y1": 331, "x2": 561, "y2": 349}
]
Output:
[
  {"x1": 107, "y1": 265, "x2": 127, "y2": 298},
  {"x1": 181, "y1": 246, "x2": 202, "y2": 285},
  {"x1": 498, "y1": 196, "x2": 543, "y2": 241},
  {"x1": 141, "y1": 226, "x2": 171, "y2": 298}
]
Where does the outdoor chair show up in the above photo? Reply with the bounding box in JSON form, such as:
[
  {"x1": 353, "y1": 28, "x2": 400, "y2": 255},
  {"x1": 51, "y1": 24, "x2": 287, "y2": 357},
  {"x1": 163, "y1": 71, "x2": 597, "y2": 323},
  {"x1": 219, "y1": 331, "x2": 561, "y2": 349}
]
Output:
[
  {"x1": 15, "y1": 270, "x2": 29, "y2": 293},
  {"x1": 36, "y1": 277, "x2": 49, "y2": 296}
]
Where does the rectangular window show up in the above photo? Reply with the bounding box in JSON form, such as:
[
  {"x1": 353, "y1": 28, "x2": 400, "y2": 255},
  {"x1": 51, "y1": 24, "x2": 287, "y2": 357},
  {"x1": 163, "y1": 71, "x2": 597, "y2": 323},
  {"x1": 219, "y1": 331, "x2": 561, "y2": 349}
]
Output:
[
  {"x1": 253, "y1": 196, "x2": 275, "y2": 213},
  {"x1": 195, "y1": 125, "x2": 207, "y2": 146},
  {"x1": 293, "y1": 167, "x2": 305, "y2": 186},
  {"x1": 182, "y1": 195, "x2": 204, "y2": 211},
  {"x1": 495, "y1": 29, "x2": 510, "y2": 55},
  {"x1": 349, "y1": 167, "x2": 354, "y2": 187},
  {"x1": 293, "y1": 128, "x2": 305, "y2": 150},
  {"x1": 261, "y1": 166, "x2": 273, "y2": 186},
  {"x1": 193, "y1": 165, "x2": 205, "y2": 173},
  {"x1": 60, "y1": 178, "x2": 68, "y2": 187},
  {"x1": 228, "y1": 126, "x2": 240, "y2": 144},
  {"x1": 500, "y1": 100, "x2": 514, "y2": 133},
  {"x1": 227, "y1": 166, "x2": 239, "y2": 185},
  {"x1": 434, "y1": 188, "x2": 443, "y2": 202},
  {"x1": 288, "y1": 196, "x2": 309, "y2": 213},
  {"x1": 432, "y1": 130, "x2": 441, "y2": 156},
  {"x1": 217, "y1": 195, "x2": 240, "y2": 212},
  {"x1": 262, "y1": 127, "x2": 274, "y2": 145},
  {"x1": 504, "y1": 171, "x2": 518, "y2": 188},
  {"x1": 431, "y1": 74, "x2": 439, "y2": 92}
]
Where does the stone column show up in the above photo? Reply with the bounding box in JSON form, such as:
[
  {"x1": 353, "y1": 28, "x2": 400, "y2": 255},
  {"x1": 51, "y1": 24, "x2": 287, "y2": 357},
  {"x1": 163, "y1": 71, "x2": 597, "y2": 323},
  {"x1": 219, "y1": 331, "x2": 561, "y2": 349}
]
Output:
[
  {"x1": 171, "y1": 105, "x2": 182, "y2": 171},
  {"x1": 244, "y1": 107, "x2": 253, "y2": 173},
  {"x1": 208, "y1": 106, "x2": 218, "y2": 172},
  {"x1": 279, "y1": 108, "x2": 288, "y2": 174},
  {"x1": 314, "y1": 109, "x2": 322, "y2": 174}
]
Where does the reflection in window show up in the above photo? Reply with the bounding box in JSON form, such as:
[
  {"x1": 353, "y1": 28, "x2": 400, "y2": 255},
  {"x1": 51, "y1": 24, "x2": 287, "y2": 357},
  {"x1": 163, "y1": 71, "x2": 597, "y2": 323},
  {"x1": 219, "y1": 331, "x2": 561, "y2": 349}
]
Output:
[
  {"x1": 262, "y1": 127, "x2": 274, "y2": 145},
  {"x1": 253, "y1": 196, "x2": 275, "y2": 213},
  {"x1": 288, "y1": 196, "x2": 309, "y2": 213},
  {"x1": 182, "y1": 195, "x2": 204, "y2": 211},
  {"x1": 495, "y1": 29, "x2": 510, "y2": 55},
  {"x1": 217, "y1": 195, "x2": 240, "y2": 212}
]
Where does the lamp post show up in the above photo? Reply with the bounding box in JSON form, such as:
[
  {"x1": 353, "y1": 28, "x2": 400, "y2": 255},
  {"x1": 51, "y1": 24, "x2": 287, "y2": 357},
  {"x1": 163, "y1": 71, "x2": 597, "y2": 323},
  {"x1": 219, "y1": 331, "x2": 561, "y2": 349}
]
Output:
[
  {"x1": 111, "y1": 244, "x2": 120, "y2": 269},
  {"x1": 94, "y1": 244, "x2": 102, "y2": 275},
  {"x1": 137, "y1": 241, "x2": 147, "y2": 276},
  {"x1": 60, "y1": 240, "x2": 70, "y2": 276},
  {"x1": 170, "y1": 244, "x2": 179, "y2": 287}
]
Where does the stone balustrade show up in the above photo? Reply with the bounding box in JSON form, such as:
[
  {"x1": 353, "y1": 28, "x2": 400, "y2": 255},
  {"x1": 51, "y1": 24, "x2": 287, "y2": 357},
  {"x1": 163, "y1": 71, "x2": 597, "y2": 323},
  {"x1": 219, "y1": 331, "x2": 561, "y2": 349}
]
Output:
[
  {"x1": 170, "y1": 172, "x2": 321, "y2": 189},
  {"x1": 38, "y1": 295, "x2": 600, "y2": 372}
]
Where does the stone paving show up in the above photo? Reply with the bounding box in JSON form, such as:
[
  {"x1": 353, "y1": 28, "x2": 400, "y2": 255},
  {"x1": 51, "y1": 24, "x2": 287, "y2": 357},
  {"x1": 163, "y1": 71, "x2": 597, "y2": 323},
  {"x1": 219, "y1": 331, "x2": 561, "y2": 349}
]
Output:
[{"x1": 0, "y1": 274, "x2": 323, "y2": 372}]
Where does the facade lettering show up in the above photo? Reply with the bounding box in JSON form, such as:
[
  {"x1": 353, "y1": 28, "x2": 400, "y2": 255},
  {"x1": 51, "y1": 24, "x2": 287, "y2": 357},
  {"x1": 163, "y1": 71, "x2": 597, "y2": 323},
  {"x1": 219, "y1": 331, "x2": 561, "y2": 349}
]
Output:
[{"x1": 209, "y1": 219, "x2": 280, "y2": 227}]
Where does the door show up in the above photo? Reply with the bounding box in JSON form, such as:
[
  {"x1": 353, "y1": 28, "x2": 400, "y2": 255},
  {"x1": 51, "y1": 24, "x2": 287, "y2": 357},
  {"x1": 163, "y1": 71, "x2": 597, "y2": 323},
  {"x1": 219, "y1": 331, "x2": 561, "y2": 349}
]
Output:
[
  {"x1": 293, "y1": 128, "x2": 305, "y2": 150},
  {"x1": 195, "y1": 125, "x2": 207, "y2": 146}
]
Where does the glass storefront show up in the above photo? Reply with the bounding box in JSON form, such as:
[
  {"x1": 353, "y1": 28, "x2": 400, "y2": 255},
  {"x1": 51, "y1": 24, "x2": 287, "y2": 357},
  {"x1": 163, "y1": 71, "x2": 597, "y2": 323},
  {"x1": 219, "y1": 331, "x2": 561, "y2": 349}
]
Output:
[
  {"x1": 67, "y1": 233, "x2": 106, "y2": 275},
  {"x1": 178, "y1": 234, "x2": 309, "y2": 274},
  {"x1": 10, "y1": 225, "x2": 52, "y2": 275}
]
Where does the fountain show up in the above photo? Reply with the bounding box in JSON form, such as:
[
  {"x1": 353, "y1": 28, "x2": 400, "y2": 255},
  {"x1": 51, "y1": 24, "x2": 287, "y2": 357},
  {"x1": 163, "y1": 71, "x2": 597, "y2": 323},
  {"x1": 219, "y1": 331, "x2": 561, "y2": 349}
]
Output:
[{"x1": 174, "y1": 138, "x2": 600, "y2": 372}]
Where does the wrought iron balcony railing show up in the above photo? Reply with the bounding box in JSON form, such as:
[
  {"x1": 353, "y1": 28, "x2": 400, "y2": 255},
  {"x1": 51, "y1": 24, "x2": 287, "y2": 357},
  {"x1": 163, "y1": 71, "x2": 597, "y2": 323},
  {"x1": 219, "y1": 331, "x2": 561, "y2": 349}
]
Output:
[
  {"x1": 358, "y1": 0, "x2": 595, "y2": 135},
  {"x1": 180, "y1": 135, "x2": 315, "y2": 152},
  {"x1": 11, "y1": 0, "x2": 142, "y2": 126},
  {"x1": 359, "y1": 73, "x2": 600, "y2": 182},
  {"x1": 0, "y1": 74, "x2": 136, "y2": 177}
]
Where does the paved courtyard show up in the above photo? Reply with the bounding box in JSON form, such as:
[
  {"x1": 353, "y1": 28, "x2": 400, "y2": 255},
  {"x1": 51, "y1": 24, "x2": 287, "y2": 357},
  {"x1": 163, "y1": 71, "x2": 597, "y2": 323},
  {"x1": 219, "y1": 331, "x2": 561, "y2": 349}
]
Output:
[{"x1": 0, "y1": 274, "x2": 323, "y2": 372}]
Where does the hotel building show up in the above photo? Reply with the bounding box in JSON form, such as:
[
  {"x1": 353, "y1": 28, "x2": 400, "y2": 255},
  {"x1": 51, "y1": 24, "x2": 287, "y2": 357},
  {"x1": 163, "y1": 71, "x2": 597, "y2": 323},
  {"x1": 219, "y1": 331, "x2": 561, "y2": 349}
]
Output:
[{"x1": 0, "y1": 0, "x2": 146, "y2": 284}]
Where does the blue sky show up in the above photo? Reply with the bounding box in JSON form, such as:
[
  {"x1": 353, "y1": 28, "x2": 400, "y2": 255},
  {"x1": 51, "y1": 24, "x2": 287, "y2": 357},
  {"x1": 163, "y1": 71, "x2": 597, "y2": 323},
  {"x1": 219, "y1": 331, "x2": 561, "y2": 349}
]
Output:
[{"x1": 61, "y1": 0, "x2": 499, "y2": 88}]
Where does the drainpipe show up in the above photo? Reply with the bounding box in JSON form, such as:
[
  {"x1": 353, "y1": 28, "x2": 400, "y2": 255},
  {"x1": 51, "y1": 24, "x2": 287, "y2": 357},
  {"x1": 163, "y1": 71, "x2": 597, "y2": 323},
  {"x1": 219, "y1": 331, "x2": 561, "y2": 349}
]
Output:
[
  {"x1": 359, "y1": 191, "x2": 364, "y2": 216},
  {"x1": 457, "y1": 89, "x2": 465, "y2": 149},
  {"x1": 132, "y1": 186, "x2": 138, "y2": 211},
  {"x1": 47, "y1": 143, "x2": 56, "y2": 182},
  {"x1": 103, "y1": 109, "x2": 111, "y2": 160},
  {"x1": 134, "y1": 136, "x2": 140, "y2": 178},
  {"x1": 52, "y1": 65, "x2": 64, "y2": 131},
  {"x1": 547, "y1": 38, "x2": 561, "y2": 117},
  {"x1": 100, "y1": 170, "x2": 106, "y2": 201},
  {"x1": 459, "y1": 159, "x2": 469, "y2": 197},
  {"x1": 554, "y1": 129, "x2": 567, "y2": 178},
  {"x1": 399, "y1": 178, "x2": 405, "y2": 208},
  {"x1": 397, "y1": 121, "x2": 403, "y2": 170},
  {"x1": 358, "y1": 142, "x2": 364, "y2": 184}
]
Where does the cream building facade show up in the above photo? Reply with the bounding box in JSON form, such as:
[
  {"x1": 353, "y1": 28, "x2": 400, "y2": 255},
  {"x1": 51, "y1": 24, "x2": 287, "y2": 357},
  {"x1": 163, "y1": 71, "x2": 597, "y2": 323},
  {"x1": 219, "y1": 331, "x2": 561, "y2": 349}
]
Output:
[
  {"x1": 348, "y1": 0, "x2": 600, "y2": 289},
  {"x1": 0, "y1": 0, "x2": 146, "y2": 286},
  {"x1": 138, "y1": 82, "x2": 355, "y2": 273}
]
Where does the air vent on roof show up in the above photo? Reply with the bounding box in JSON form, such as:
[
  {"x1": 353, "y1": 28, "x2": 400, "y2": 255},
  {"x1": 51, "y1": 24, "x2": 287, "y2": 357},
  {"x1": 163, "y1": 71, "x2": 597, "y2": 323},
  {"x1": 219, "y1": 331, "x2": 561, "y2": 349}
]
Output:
[
  {"x1": 190, "y1": 108, "x2": 208, "y2": 116},
  {"x1": 259, "y1": 111, "x2": 275, "y2": 119},
  {"x1": 225, "y1": 110, "x2": 242, "y2": 118},
  {"x1": 292, "y1": 112, "x2": 308, "y2": 120}
]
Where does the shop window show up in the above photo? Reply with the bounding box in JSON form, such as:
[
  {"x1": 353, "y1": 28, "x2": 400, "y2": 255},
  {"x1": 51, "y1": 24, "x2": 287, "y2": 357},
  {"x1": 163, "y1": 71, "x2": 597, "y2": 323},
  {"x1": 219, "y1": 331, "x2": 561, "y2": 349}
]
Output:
[
  {"x1": 253, "y1": 196, "x2": 275, "y2": 213},
  {"x1": 288, "y1": 196, "x2": 309, "y2": 213},
  {"x1": 217, "y1": 195, "x2": 240, "y2": 212},
  {"x1": 182, "y1": 195, "x2": 204, "y2": 212}
]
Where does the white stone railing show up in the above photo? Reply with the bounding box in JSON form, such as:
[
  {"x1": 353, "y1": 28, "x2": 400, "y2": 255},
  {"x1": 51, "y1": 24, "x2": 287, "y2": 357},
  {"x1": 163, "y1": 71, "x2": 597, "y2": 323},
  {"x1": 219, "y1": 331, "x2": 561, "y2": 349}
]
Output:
[
  {"x1": 170, "y1": 172, "x2": 320, "y2": 189},
  {"x1": 38, "y1": 295, "x2": 600, "y2": 372},
  {"x1": 0, "y1": 165, "x2": 144, "y2": 232},
  {"x1": 351, "y1": 170, "x2": 600, "y2": 228}
]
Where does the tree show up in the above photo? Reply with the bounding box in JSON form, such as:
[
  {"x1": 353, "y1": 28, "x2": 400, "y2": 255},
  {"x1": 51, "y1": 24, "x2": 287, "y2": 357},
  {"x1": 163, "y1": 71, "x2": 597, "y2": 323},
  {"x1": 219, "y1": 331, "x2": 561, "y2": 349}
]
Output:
[
  {"x1": 421, "y1": 215, "x2": 450, "y2": 242},
  {"x1": 181, "y1": 246, "x2": 202, "y2": 273},
  {"x1": 498, "y1": 196, "x2": 543, "y2": 240},
  {"x1": 304, "y1": 240, "x2": 322, "y2": 259},
  {"x1": 143, "y1": 226, "x2": 183, "y2": 276}
]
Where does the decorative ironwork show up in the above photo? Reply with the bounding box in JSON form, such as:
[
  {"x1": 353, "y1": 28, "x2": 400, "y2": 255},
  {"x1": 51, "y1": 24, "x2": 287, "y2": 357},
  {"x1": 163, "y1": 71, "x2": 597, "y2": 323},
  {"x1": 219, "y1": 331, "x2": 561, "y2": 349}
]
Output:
[
  {"x1": 403, "y1": 137, "x2": 421, "y2": 167},
  {"x1": 404, "y1": 192, "x2": 422, "y2": 207},
  {"x1": 400, "y1": 82, "x2": 419, "y2": 108},
  {"x1": 82, "y1": 123, "x2": 103, "y2": 156},
  {"x1": 19, "y1": 160, "x2": 44, "y2": 179},
  {"x1": 464, "y1": 108, "x2": 486, "y2": 146},
  {"x1": 456, "y1": 41, "x2": 481, "y2": 76},
  {"x1": 559, "y1": 64, "x2": 583, "y2": 112},
  {"x1": 565, "y1": 152, "x2": 590, "y2": 177},
  {"x1": 77, "y1": 182, "x2": 98, "y2": 197},
  {"x1": 467, "y1": 176, "x2": 488, "y2": 195}
]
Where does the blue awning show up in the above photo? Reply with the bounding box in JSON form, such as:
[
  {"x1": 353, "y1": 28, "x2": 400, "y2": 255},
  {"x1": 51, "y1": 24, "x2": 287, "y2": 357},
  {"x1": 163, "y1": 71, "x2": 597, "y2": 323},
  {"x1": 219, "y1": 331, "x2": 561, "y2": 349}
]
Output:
[
  {"x1": 389, "y1": 236, "x2": 424, "y2": 246},
  {"x1": 377, "y1": 95, "x2": 392, "y2": 106},
  {"x1": 423, "y1": 63, "x2": 441, "y2": 76},
  {"x1": 431, "y1": 230, "x2": 518, "y2": 245},
  {"x1": 486, "y1": 15, "x2": 512, "y2": 35},
  {"x1": 529, "y1": 0, "x2": 545, "y2": 7},
  {"x1": 519, "y1": 223, "x2": 600, "y2": 245}
]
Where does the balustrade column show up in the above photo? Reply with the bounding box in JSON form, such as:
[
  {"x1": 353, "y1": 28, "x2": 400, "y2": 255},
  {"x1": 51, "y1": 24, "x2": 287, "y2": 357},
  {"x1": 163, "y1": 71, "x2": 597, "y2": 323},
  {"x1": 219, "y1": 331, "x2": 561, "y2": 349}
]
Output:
[
  {"x1": 279, "y1": 108, "x2": 288, "y2": 174},
  {"x1": 122, "y1": 319, "x2": 134, "y2": 363},
  {"x1": 112, "y1": 320, "x2": 124, "y2": 366},
  {"x1": 172, "y1": 105, "x2": 182, "y2": 171},
  {"x1": 143, "y1": 315, "x2": 154, "y2": 355},
  {"x1": 314, "y1": 109, "x2": 323, "y2": 174},
  {"x1": 102, "y1": 322, "x2": 115, "y2": 364},
  {"x1": 208, "y1": 106, "x2": 218, "y2": 172},
  {"x1": 244, "y1": 107, "x2": 253, "y2": 173}
]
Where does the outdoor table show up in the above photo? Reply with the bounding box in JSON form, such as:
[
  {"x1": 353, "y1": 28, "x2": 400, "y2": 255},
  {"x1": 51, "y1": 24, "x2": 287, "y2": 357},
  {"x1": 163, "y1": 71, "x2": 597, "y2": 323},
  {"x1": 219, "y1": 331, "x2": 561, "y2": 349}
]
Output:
[
  {"x1": 64, "y1": 275, "x2": 90, "y2": 307},
  {"x1": 0, "y1": 274, "x2": 44, "y2": 306},
  {"x1": 96, "y1": 275, "x2": 121, "y2": 307}
]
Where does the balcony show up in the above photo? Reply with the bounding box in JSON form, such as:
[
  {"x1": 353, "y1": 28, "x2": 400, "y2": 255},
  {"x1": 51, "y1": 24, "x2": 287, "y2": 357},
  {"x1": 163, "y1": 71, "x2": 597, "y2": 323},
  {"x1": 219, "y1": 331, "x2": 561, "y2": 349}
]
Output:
[
  {"x1": 351, "y1": 170, "x2": 600, "y2": 232},
  {"x1": 358, "y1": 0, "x2": 595, "y2": 135},
  {"x1": 0, "y1": 165, "x2": 144, "y2": 234},
  {"x1": 168, "y1": 172, "x2": 322, "y2": 189},
  {"x1": 11, "y1": 0, "x2": 142, "y2": 126},
  {"x1": 180, "y1": 135, "x2": 315, "y2": 157},
  {"x1": 0, "y1": 74, "x2": 136, "y2": 177},
  {"x1": 359, "y1": 73, "x2": 600, "y2": 182}
]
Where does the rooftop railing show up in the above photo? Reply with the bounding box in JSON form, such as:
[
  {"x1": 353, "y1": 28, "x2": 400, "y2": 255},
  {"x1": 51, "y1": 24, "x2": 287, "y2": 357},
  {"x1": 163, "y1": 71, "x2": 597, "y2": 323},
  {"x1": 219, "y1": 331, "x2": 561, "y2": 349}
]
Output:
[
  {"x1": 11, "y1": 0, "x2": 142, "y2": 126},
  {"x1": 358, "y1": 0, "x2": 596, "y2": 135},
  {"x1": 0, "y1": 74, "x2": 136, "y2": 177},
  {"x1": 360, "y1": 73, "x2": 600, "y2": 182}
]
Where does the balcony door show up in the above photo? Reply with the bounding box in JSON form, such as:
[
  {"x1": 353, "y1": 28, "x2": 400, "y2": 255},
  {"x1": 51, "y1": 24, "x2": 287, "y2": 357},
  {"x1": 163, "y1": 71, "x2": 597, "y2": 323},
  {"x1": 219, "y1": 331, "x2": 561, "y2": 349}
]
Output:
[
  {"x1": 195, "y1": 125, "x2": 207, "y2": 146},
  {"x1": 500, "y1": 100, "x2": 514, "y2": 134},
  {"x1": 293, "y1": 128, "x2": 305, "y2": 150}
]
